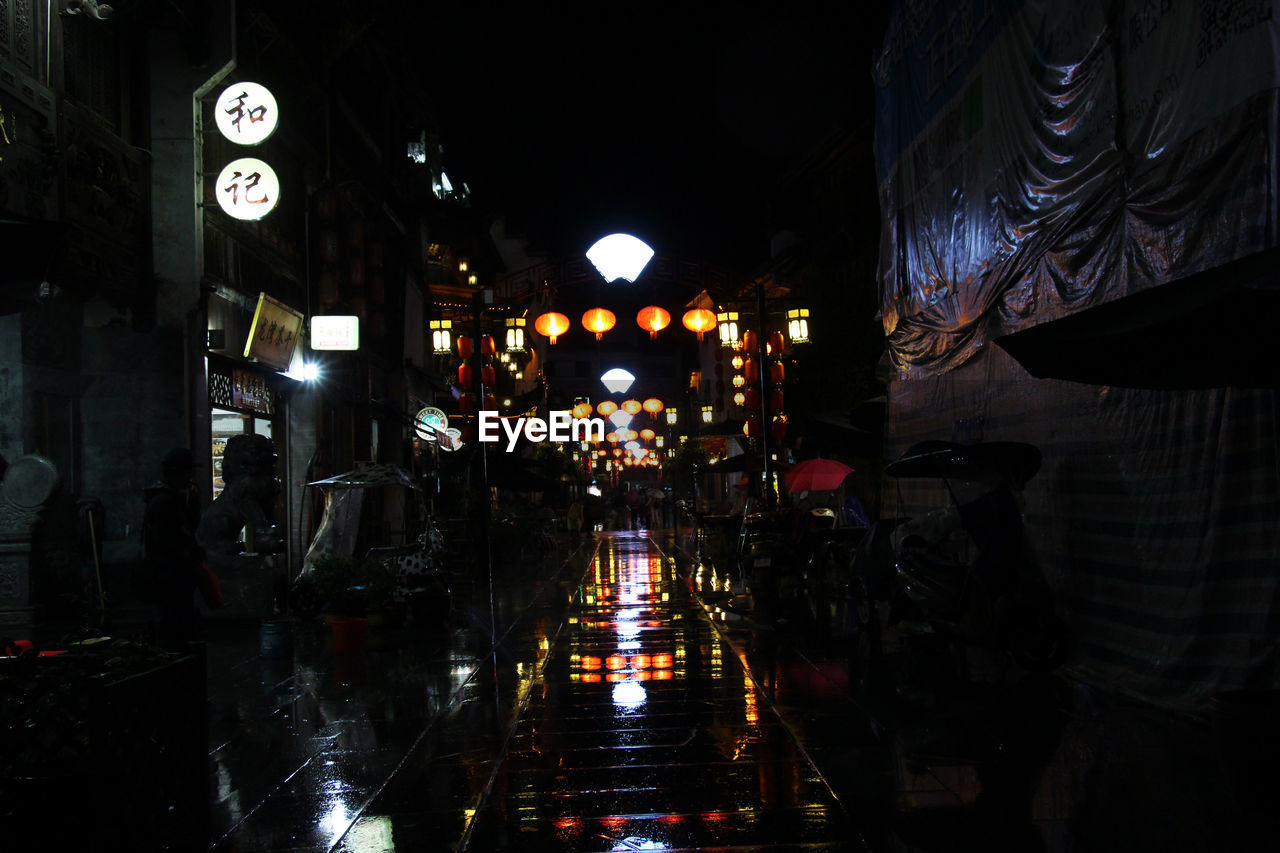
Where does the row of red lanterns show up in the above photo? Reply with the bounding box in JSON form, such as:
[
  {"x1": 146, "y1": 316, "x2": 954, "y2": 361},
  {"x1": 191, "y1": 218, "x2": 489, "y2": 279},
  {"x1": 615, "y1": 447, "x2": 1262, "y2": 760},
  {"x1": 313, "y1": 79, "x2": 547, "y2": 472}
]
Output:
[{"x1": 533, "y1": 307, "x2": 718, "y2": 344}]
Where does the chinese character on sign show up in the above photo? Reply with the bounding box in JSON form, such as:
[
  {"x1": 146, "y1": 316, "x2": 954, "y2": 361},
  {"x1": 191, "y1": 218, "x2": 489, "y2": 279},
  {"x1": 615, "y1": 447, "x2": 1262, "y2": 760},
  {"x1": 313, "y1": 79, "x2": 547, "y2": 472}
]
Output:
[
  {"x1": 216, "y1": 158, "x2": 280, "y2": 221},
  {"x1": 214, "y1": 82, "x2": 279, "y2": 146}
]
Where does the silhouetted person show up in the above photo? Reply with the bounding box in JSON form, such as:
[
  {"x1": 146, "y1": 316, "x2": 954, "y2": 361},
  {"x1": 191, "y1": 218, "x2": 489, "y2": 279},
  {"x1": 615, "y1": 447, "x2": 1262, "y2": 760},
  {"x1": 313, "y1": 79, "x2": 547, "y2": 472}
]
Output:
[{"x1": 143, "y1": 448, "x2": 204, "y2": 649}]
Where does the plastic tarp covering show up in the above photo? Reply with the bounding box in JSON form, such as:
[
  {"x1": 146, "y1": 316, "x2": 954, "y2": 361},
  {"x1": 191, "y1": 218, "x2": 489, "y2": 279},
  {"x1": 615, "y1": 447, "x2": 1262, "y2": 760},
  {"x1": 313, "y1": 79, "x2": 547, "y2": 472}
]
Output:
[
  {"x1": 875, "y1": 0, "x2": 1279, "y2": 375},
  {"x1": 302, "y1": 466, "x2": 420, "y2": 575},
  {"x1": 876, "y1": 0, "x2": 1280, "y2": 708}
]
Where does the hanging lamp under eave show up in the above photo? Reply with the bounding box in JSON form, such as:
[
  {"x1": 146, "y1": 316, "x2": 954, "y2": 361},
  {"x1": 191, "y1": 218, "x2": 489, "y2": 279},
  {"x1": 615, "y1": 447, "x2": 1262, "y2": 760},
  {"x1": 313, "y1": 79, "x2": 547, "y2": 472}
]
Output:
[
  {"x1": 636, "y1": 305, "x2": 671, "y2": 339},
  {"x1": 582, "y1": 307, "x2": 616, "y2": 340},
  {"x1": 682, "y1": 308, "x2": 717, "y2": 341},
  {"x1": 535, "y1": 311, "x2": 571, "y2": 344}
]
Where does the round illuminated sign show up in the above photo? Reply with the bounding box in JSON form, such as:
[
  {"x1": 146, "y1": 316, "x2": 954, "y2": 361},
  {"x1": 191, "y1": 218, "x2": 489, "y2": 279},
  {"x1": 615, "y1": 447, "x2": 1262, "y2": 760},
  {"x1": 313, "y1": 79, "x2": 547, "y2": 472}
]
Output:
[
  {"x1": 441, "y1": 427, "x2": 464, "y2": 451},
  {"x1": 414, "y1": 407, "x2": 449, "y2": 441},
  {"x1": 215, "y1": 82, "x2": 279, "y2": 145},
  {"x1": 215, "y1": 158, "x2": 280, "y2": 221}
]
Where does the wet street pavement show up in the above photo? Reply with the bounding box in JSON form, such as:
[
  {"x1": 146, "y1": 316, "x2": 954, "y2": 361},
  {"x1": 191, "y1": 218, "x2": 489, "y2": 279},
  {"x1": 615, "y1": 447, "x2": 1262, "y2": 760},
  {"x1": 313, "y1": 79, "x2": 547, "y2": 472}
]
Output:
[
  {"x1": 202, "y1": 531, "x2": 868, "y2": 852},
  {"x1": 132, "y1": 526, "x2": 1261, "y2": 852}
]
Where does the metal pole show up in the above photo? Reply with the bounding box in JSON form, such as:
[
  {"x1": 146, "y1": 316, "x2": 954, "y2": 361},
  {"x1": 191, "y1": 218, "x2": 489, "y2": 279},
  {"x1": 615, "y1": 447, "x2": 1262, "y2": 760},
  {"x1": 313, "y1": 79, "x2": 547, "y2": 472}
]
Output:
[{"x1": 755, "y1": 277, "x2": 773, "y2": 508}]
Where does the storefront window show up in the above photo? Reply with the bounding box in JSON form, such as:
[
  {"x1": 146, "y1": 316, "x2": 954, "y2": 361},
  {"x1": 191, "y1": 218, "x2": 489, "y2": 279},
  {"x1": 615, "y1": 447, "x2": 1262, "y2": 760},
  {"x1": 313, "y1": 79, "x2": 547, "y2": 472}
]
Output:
[{"x1": 212, "y1": 407, "x2": 274, "y2": 498}]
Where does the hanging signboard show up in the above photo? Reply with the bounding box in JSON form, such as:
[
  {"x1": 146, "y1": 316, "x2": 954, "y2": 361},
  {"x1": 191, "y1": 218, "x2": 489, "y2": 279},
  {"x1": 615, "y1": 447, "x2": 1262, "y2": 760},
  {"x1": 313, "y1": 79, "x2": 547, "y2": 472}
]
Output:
[
  {"x1": 244, "y1": 292, "x2": 304, "y2": 370},
  {"x1": 216, "y1": 157, "x2": 279, "y2": 221},
  {"x1": 310, "y1": 315, "x2": 360, "y2": 351},
  {"x1": 414, "y1": 407, "x2": 448, "y2": 441},
  {"x1": 215, "y1": 82, "x2": 279, "y2": 146}
]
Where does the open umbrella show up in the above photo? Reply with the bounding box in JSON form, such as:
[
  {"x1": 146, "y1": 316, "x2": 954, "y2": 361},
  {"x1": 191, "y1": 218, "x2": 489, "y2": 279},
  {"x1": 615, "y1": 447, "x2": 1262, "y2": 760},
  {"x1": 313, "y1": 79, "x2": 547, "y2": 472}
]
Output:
[{"x1": 785, "y1": 457, "x2": 854, "y2": 493}]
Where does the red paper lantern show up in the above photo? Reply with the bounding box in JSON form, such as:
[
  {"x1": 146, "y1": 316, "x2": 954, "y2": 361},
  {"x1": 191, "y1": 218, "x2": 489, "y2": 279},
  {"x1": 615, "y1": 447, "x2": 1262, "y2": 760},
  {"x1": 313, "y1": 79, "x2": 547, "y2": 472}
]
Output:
[
  {"x1": 771, "y1": 362, "x2": 786, "y2": 384},
  {"x1": 682, "y1": 308, "x2": 717, "y2": 341},
  {"x1": 480, "y1": 334, "x2": 496, "y2": 356},
  {"x1": 457, "y1": 336, "x2": 473, "y2": 359},
  {"x1": 581, "y1": 308, "x2": 617, "y2": 340},
  {"x1": 744, "y1": 387, "x2": 760, "y2": 411},
  {"x1": 771, "y1": 415, "x2": 788, "y2": 441},
  {"x1": 458, "y1": 393, "x2": 475, "y2": 416},
  {"x1": 483, "y1": 394, "x2": 498, "y2": 411},
  {"x1": 457, "y1": 363, "x2": 473, "y2": 387},
  {"x1": 535, "y1": 312, "x2": 570, "y2": 344},
  {"x1": 743, "y1": 329, "x2": 759, "y2": 353},
  {"x1": 636, "y1": 306, "x2": 671, "y2": 339},
  {"x1": 744, "y1": 415, "x2": 761, "y2": 438},
  {"x1": 771, "y1": 388, "x2": 785, "y2": 413},
  {"x1": 481, "y1": 365, "x2": 496, "y2": 387},
  {"x1": 769, "y1": 331, "x2": 786, "y2": 355}
]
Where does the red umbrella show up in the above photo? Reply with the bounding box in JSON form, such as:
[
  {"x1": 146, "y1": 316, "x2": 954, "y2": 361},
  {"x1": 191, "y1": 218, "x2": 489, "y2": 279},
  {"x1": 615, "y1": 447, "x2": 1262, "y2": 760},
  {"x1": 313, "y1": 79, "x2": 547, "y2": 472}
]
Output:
[{"x1": 785, "y1": 458, "x2": 854, "y2": 493}]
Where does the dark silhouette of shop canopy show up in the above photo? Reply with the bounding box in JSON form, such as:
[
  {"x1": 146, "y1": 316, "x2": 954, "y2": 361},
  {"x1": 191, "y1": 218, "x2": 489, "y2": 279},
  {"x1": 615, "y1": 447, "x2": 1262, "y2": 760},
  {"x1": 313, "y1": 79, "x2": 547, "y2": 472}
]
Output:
[{"x1": 995, "y1": 248, "x2": 1280, "y2": 389}]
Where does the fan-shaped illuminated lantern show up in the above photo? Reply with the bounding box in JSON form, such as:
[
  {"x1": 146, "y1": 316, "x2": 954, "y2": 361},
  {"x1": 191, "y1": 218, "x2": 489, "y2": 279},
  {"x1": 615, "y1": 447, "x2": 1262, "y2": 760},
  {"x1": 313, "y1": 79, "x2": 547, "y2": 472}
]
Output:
[
  {"x1": 682, "y1": 308, "x2": 717, "y2": 341},
  {"x1": 586, "y1": 233, "x2": 655, "y2": 283},
  {"x1": 608, "y1": 410, "x2": 633, "y2": 428},
  {"x1": 621, "y1": 399, "x2": 643, "y2": 415},
  {"x1": 596, "y1": 400, "x2": 619, "y2": 417},
  {"x1": 640, "y1": 428, "x2": 656, "y2": 441},
  {"x1": 534, "y1": 311, "x2": 570, "y2": 344},
  {"x1": 636, "y1": 306, "x2": 671, "y2": 339},
  {"x1": 600, "y1": 368, "x2": 635, "y2": 394},
  {"x1": 582, "y1": 308, "x2": 616, "y2": 340},
  {"x1": 642, "y1": 398, "x2": 664, "y2": 414}
]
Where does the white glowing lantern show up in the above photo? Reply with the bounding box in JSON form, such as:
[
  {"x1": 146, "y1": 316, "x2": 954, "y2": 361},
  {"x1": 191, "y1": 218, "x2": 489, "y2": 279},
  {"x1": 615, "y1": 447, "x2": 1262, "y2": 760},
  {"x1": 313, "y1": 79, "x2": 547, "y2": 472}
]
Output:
[
  {"x1": 608, "y1": 410, "x2": 633, "y2": 428},
  {"x1": 600, "y1": 368, "x2": 636, "y2": 394},
  {"x1": 216, "y1": 157, "x2": 279, "y2": 220},
  {"x1": 214, "y1": 82, "x2": 279, "y2": 145},
  {"x1": 586, "y1": 234, "x2": 654, "y2": 283}
]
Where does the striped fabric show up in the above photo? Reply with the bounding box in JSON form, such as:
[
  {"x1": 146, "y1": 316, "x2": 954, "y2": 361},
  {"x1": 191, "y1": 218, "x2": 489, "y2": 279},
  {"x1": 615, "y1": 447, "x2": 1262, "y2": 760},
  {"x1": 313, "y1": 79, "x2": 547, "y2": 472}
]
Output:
[{"x1": 884, "y1": 346, "x2": 1280, "y2": 710}]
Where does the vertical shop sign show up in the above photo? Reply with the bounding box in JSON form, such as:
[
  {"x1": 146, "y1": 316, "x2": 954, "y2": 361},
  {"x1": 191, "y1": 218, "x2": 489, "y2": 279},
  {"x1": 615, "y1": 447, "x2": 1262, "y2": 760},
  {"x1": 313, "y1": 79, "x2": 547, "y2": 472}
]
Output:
[{"x1": 213, "y1": 82, "x2": 280, "y2": 220}]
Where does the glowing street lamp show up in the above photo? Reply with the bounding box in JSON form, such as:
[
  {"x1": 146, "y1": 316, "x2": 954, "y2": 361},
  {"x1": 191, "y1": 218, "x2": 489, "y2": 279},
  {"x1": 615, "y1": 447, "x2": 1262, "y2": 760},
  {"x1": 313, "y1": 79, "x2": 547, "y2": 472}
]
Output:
[
  {"x1": 586, "y1": 233, "x2": 654, "y2": 283},
  {"x1": 601, "y1": 368, "x2": 636, "y2": 394},
  {"x1": 430, "y1": 319, "x2": 452, "y2": 355}
]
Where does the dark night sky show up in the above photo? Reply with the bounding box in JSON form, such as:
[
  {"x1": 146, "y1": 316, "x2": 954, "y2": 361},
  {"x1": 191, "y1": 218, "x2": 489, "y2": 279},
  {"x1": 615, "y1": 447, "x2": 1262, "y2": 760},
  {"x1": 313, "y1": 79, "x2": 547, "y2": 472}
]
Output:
[{"x1": 415, "y1": 4, "x2": 887, "y2": 274}]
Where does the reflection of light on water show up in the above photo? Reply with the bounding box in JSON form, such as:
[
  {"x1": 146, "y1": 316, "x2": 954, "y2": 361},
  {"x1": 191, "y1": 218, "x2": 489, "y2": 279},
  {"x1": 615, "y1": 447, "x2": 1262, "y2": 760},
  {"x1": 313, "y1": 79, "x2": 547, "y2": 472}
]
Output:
[
  {"x1": 612, "y1": 679, "x2": 646, "y2": 708},
  {"x1": 345, "y1": 815, "x2": 395, "y2": 851},
  {"x1": 611, "y1": 838, "x2": 668, "y2": 851},
  {"x1": 319, "y1": 798, "x2": 350, "y2": 839}
]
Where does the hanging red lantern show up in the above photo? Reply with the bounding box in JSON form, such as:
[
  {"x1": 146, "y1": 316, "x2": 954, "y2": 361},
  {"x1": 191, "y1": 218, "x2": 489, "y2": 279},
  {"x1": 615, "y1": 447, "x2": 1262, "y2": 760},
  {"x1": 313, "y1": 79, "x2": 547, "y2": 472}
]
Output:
[
  {"x1": 481, "y1": 365, "x2": 496, "y2": 387},
  {"x1": 535, "y1": 312, "x2": 571, "y2": 344},
  {"x1": 458, "y1": 393, "x2": 475, "y2": 416},
  {"x1": 744, "y1": 415, "x2": 761, "y2": 438},
  {"x1": 771, "y1": 388, "x2": 785, "y2": 413},
  {"x1": 457, "y1": 363, "x2": 473, "y2": 387},
  {"x1": 771, "y1": 415, "x2": 788, "y2": 441},
  {"x1": 771, "y1": 362, "x2": 787, "y2": 384},
  {"x1": 581, "y1": 308, "x2": 617, "y2": 340},
  {"x1": 743, "y1": 329, "x2": 759, "y2": 353},
  {"x1": 460, "y1": 423, "x2": 477, "y2": 444},
  {"x1": 320, "y1": 230, "x2": 340, "y2": 264},
  {"x1": 743, "y1": 357, "x2": 757, "y2": 382},
  {"x1": 682, "y1": 308, "x2": 717, "y2": 341},
  {"x1": 480, "y1": 334, "x2": 496, "y2": 356},
  {"x1": 769, "y1": 331, "x2": 786, "y2": 355},
  {"x1": 483, "y1": 394, "x2": 498, "y2": 411},
  {"x1": 457, "y1": 336, "x2": 474, "y2": 359},
  {"x1": 744, "y1": 387, "x2": 760, "y2": 411},
  {"x1": 636, "y1": 306, "x2": 671, "y2": 339}
]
